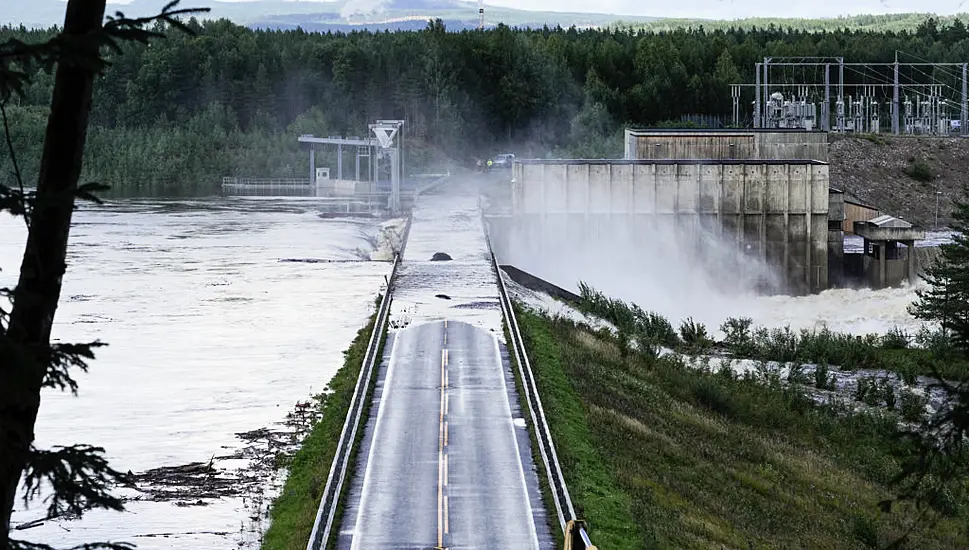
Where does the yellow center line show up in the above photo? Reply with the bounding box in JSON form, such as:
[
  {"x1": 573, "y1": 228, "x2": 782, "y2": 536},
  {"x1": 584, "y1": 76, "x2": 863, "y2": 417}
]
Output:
[
  {"x1": 444, "y1": 495, "x2": 450, "y2": 535},
  {"x1": 437, "y1": 318, "x2": 449, "y2": 549}
]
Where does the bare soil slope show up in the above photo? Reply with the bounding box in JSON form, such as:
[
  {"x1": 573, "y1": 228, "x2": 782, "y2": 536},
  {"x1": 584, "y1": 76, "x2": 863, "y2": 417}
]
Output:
[{"x1": 829, "y1": 135, "x2": 967, "y2": 228}]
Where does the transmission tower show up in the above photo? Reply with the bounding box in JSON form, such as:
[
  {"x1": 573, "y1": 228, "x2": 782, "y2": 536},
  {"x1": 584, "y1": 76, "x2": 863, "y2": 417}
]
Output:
[{"x1": 478, "y1": 0, "x2": 484, "y2": 30}]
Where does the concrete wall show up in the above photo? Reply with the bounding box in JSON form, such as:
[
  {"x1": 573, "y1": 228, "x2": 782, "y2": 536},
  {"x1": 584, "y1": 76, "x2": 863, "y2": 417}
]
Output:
[
  {"x1": 863, "y1": 255, "x2": 913, "y2": 289},
  {"x1": 317, "y1": 179, "x2": 376, "y2": 196},
  {"x1": 498, "y1": 159, "x2": 830, "y2": 294},
  {"x1": 624, "y1": 129, "x2": 829, "y2": 162}
]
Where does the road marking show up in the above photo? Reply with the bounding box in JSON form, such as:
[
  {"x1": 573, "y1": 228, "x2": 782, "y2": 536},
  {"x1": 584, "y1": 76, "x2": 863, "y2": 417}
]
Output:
[
  {"x1": 437, "y1": 318, "x2": 449, "y2": 549},
  {"x1": 350, "y1": 331, "x2": 402, "y2": 550},
  {"x1": 444, "y1": 495, "x2": 450, "y2": 534},
  {"x1": 437, "y1": 444, "x2": 444, "y2": 548},
  {"x1": 492, "y1": 334, "x2": 541, "y2": 549}
]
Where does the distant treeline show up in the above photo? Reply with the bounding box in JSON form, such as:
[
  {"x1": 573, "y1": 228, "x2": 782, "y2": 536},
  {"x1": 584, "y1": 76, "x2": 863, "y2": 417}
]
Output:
[
  {"x1": 621, "y1": 13, "x2": 969, "y2": 33},
  {"x1": 2, "y1": 17, "x2": 969, "y2": 187}
]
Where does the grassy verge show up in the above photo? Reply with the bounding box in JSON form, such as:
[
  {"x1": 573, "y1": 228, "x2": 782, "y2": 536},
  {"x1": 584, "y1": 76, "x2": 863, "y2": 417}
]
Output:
[
  {"x1": 514, "y1": 304, "x2": 643, "y2": 549},
  {"x1": 517, "y1": 307, "x2": 969, "y2": 549},
  {"x1": 261, "y1": 295, "x2": 384, "y2": 550},
  {"x1": 501, "y1": 317, "x2": 562, "y2": 548}
]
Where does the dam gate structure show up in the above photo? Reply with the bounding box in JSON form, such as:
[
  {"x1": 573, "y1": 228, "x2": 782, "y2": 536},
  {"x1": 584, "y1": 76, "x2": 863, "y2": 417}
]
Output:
[{"x1": 491, "y1": 159, "x2": 831, "y2": 295}]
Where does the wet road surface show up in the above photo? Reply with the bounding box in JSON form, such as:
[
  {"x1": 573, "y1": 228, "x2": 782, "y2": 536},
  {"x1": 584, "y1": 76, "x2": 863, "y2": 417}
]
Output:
[
  {"x1": 339, "y1": 320, "x2": 547, "y2": 549},
  {"x1": 337, "y1": 177, "x2": 552, "y2": 549}
]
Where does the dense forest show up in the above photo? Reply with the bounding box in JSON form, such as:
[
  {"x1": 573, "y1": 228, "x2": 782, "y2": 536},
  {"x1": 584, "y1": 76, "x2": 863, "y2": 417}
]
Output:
[{"x1": 2, "y1": 16, "x2": 969, "y2": 188}]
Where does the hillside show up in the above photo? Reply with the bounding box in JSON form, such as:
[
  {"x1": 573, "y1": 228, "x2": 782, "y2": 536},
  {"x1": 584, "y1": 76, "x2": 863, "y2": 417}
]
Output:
[
  {"x1": 829, "y1": 135, "x2": 966, "y2": 228},
  {"x1": 3, "y1": 0, "x2": 654, "y2": 31},
  {"x1": 8, "y1": 1, "x2": 960, "y2": 32},
  {"x1": 515, "y1": 305, "x2": 968, "y2": 549},
  {"x1": 620, "y1": 12, "x2": 967, "y2": 32}
]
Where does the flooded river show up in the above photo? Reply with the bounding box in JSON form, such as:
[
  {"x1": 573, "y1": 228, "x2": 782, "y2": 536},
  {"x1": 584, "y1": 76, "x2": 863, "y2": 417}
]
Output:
[{"x1": 1, "y1": 197, "x2": 394, "y2": 549}]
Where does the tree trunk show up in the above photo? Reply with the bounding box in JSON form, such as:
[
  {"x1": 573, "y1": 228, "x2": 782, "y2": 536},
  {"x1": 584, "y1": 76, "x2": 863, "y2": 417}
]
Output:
[{"x1": 1, "y1": 0, "x2": 107, "y2": 543}]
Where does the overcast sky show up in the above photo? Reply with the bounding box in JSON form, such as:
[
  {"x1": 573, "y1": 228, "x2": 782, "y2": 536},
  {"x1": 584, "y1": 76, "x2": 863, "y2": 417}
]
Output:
[{"x1": 109, "y1": 0, "x2": 969, "y2": 20}]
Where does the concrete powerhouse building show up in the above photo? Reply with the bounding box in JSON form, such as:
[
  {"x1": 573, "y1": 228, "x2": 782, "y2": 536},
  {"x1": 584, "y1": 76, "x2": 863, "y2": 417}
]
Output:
[
  {"x1": 498, "y1": 158, "x2": 830, "y2": 294},
  {"x1": 624, "y1": 128, "x2": 829, "y2": 162},
  {"x1": 491, "y1": 128, "x2": 922, "y2": 294}
]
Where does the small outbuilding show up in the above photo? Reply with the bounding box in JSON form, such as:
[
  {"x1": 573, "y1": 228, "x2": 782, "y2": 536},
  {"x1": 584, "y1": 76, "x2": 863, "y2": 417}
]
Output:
[
  {"x1": 854, "y1": 215, "x2": 926, "y2": 289},
  {"x1": 842, "y1": 197, "x2": 881, "y2": 234}
]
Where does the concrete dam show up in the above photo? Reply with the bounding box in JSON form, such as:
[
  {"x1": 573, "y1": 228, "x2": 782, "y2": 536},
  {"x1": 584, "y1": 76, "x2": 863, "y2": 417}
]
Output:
[{"x1": 487, "y1": 158, "x2": 831, "y2": 295}]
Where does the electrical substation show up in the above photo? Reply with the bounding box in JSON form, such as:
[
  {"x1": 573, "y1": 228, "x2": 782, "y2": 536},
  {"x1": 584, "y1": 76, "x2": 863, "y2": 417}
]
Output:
[{"x1": 731, "y1": 54, "x2": 969, "y2": 136}]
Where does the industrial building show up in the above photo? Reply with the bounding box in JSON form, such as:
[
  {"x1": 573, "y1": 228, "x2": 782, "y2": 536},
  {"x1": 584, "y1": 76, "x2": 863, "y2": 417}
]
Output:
[
  {"x1": 841, "y1": 197, "x2": 881, "y2": 234},
  {"x1": 490, "y1": 127, "x2": 925, "y2": 296},
  {"x1": 624, "y1": 128, "x2": 829, "y2": 162},
  {"x1": 853, "y1": 216, "x2": 925, "y2": 288},
  {"x1": 492, "y1": 158, "x2": 830, "y2": 295}
]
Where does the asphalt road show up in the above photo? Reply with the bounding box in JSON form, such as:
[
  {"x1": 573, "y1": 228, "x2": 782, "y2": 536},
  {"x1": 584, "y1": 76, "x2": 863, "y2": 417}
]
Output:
[{"x1": 337, "y1": 319, "x2": 550, "y2": 549}]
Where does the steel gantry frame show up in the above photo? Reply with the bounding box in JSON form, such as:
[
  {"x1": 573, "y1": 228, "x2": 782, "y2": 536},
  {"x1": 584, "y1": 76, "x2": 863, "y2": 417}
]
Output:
[
  {"x1": 734, "y1": 54, "x2": 969, "y2": 135},
  {"x1": 298, "y1": 118, "x2": 406, "y2": 215}
]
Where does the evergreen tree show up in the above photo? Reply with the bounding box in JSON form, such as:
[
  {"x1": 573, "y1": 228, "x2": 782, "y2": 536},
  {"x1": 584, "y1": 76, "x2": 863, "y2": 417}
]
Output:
[
  {"x1": 911, "y1": 189, "x2": 969, "y2": 348},
  {"x1": 895, "y1": 189, "x2": 969, "y2": 520},
  {"x1": 0, "y1": 2, "x2": 206, "y2": 548}
]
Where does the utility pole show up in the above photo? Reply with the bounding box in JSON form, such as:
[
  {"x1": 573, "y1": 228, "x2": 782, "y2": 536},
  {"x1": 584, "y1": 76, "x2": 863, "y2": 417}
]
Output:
[
  {"x1": 936, "y1": 190, "x2": 942, "y2": 230},
  {"x1": 962, "y1": 63, "x2": 967, "y2": 137},
  {"x1": 838, "y1": 58, "x2": 845, "y2": 132},
  {"x1": 893, "y1": 51, "x2": 900, "y2": 135},
  {"x1": 309, "y1": 148, "x2": 315, "y2": 184},
  {"x1": 824, "y1": 64, "x2": 830, "y2": 131},
  {"x1": 763, "y1": 57, "x2": 770, "y2": 127},
  {"x1": 755, "y1": 62, "x2": 761, "y2": 128}
]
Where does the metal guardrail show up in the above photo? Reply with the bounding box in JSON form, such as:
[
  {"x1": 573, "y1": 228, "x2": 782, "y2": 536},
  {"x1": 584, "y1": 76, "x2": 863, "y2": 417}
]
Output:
[
  {"x1": 305, "y1": 216, "x2": 412, "y2": 550},
  {"x1": 414, "y1": 173, "x2": 452, "y2": 197},
  {"x1": 222, "y1": 176, "x2": 313, "y2": 187},
  {"x1": 489, "y1": 246, "x2": 596, "y2": 549}
]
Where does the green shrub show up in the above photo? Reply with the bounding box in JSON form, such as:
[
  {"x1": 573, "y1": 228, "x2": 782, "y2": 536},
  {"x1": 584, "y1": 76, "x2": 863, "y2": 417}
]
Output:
[
  {"x1": 900, "y1": 388, "x2": 929, "y2": 423},
  {"x1": 881, "y1": 327, "x2": 910, "y2": 350},
  {"x1": 787, "y1": 363, "x2": 811, "y2": 385},
  {"x1": 904, "y1": 157, "x2": 935, "y2": 182},
  {"x1": 815, "y1": 362, "x2": 836, "y2": 390},
  {"x1": 679, "y1": 317, "x2": 713, "y2": 352},
  {"x1": 721, "y1": 317, "x2": 756, "y2": 356},
  {"x1": 856, "y1": 376, "x2": 881, "y2": 406}
]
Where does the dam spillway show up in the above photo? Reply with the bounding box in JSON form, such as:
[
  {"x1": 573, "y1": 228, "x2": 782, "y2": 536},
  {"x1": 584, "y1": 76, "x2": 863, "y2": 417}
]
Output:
[{"x1": 487, "y1": 158, "x2": 831, "y2": 295}]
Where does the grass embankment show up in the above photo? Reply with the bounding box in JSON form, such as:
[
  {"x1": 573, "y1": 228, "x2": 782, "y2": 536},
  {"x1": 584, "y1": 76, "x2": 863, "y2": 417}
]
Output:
[
  {"x1": 262, "y1": 296, "x2": 384, "y2": 550},
  {"x1": 516, "y1": 307, "x2": 969, "y2": 549}
]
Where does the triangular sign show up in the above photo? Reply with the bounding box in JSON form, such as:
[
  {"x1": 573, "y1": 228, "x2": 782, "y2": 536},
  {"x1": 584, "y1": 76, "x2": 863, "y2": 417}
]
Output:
[{"x1": 372, "y1": 126, "x2": 398, "y2": 148}]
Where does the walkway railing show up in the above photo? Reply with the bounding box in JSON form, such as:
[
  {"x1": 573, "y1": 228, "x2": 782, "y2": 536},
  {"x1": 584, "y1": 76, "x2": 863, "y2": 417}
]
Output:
[
  {"x1": 305, "y1": 216, "x2": 412, "y2": 550},
  {"x1": 489, "y1": 243, "x2": 597, "y2": 549},
  {"x1": 222, "y1": 177, "x2": 313, "y2": 187}
]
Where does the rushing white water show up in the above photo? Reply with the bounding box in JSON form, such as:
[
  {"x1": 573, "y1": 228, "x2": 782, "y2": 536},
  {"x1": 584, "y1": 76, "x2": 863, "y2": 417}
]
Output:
[
  {"x1": 390, "y1": 183, "x2": 504, "y2": 334},
  {"x1": 1, "y1": 198, "x2": 394, "y2": 549},
  {"x1": 501, "y1": 228, "x2": 939, "y2": 338}
]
